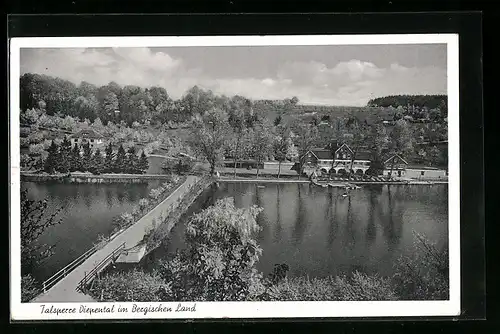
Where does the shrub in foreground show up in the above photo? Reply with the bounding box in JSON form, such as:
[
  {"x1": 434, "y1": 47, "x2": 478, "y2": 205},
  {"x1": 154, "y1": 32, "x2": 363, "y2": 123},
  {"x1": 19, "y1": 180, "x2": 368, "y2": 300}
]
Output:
[
  {"x1": 89, "y1": 269, "x2": 171, "y2": 302},
  {"x1": 392, "y1": 232, "x2": 449, "y2": 300},
  {"x1": 264, "y1": 272, "x2": 398, "y2": 301},
  {"x1": 21, "y1": 274, "x2": 40, "y2": 302}
]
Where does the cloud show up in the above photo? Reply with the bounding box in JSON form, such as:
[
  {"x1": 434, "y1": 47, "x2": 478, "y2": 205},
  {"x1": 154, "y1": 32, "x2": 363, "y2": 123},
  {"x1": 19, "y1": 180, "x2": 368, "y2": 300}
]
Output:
[{"x1": 20, "y1": 48, "x2": 447, "y2": 106}]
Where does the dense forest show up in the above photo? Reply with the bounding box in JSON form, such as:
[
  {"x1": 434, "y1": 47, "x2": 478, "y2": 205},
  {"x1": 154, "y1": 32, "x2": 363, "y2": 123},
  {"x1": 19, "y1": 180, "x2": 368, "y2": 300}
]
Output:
[
  {"x1": 367, "y1": 95, "x2": 447, "y2": 112},
  {"x1": 20, "y1": 73, "x2": 283, "y2": 127}
]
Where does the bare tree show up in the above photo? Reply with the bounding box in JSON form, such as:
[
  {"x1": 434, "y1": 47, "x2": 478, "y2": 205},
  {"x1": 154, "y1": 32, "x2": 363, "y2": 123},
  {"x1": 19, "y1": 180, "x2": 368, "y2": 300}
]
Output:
[
  {"x1": 251, "y1": 120, "x2": 274, "y2": 178},
  {"x1": 291, "y1": 120, "x2": 319, "y2": 180},
  {"x1": 188, "y1": 108, "x2": 230, "y2": 176}
]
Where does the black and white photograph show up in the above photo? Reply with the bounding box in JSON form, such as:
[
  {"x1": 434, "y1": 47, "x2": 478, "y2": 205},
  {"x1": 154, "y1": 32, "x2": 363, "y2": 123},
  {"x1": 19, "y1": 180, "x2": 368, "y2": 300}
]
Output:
[{"x1": 9, "y1": 34, "x2": 460, "y2": 320}]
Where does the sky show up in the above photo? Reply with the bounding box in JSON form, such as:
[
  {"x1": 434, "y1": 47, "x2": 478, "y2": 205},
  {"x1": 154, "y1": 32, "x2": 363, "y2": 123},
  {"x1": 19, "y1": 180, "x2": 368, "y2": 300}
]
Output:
[{"x1": 20, "y1": 44, "x2": 447, "y2": 106}]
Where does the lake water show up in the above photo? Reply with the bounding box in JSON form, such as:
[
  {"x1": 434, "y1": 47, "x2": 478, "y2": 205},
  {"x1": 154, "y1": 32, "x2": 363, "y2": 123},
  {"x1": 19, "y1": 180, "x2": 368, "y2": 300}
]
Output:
[
  {"x1": 144, "y1": 182, "x2": 448, "y2": 278},
  {"x1": 21, "y1": 180, "x2": 162, "y2": 282}
]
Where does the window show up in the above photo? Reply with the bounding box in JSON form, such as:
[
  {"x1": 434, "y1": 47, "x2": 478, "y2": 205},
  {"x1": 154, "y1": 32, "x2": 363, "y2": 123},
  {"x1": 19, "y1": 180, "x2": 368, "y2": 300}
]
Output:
[
  {"x1": 91, "y1": 139, "x2": 94, "y2": 143},
  {"x1": 421, "y1": 171, "x2": 425, "y2": 176}
]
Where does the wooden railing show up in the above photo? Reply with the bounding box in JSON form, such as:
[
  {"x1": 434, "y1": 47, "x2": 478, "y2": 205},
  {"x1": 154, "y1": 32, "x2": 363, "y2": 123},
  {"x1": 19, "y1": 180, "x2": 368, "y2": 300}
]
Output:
[
  {"x1": 41, "y1": 245, "x2": 98, "y2": 293},
  {"x1": 77, "y1": 242, "x2": 126, "y2": 292}
]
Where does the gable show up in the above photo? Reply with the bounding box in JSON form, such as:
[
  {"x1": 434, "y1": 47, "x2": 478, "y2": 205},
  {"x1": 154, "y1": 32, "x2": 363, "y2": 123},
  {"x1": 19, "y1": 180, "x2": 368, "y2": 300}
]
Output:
[
  {"x1": 335, "y1": 143, "x2": 353, "y2": 155},
  {"x1": 384, "y1": 154, "x2": 408, "y2": 165}
]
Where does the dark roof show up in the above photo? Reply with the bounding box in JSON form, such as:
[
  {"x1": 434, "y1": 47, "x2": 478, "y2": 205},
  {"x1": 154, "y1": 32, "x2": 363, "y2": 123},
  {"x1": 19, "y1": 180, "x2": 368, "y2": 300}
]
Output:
[
  {"x1": 70, "y1": 129, "x2": 103, "y2": 139},
  {"x1": 335, "y1": 143, "x2": 354, "y2": 154},
  {"x1": 355, "y1": 150, "x2": 372, "y2": 161},
  {"x1": 305, "y1": 149, "x2": 334, "y2": 160}
]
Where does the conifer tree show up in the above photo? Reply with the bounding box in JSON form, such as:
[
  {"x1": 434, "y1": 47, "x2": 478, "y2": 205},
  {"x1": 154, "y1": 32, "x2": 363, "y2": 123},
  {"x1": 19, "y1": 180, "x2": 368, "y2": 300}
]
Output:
[
  {"x1": 59, "y1": 136, "x2": 72, "y2": 173},
  {"x1": 82, "y1": 142, "x2": 92, "y2": 172},
  {"x1": 137, "y1": 151, "x2": 149, "y2": 174},
  {"x1": 126, "y1": 146, "x2": 138, "y2": 174},
  {"x1": 90, "y1": 148, "x2": 104, "y2": 174},
  {"x1": 44, "y1": 140, "x2": 59, "y2": 174},
  {"x1": 70, "y1": 143, "x2": 81, "y2": 172},
  {"x1": 104, "y1": 142, "x2": 114, "y2": 173},
  {"x1": 114, "y1": 144, "x2": 126, "y2": 173}
]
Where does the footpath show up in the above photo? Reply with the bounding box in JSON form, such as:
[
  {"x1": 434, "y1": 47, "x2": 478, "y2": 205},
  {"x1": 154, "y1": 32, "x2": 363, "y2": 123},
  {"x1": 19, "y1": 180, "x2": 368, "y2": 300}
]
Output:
[{"x1": 32, "y1": 175, "x2": 199, "y2": 303}]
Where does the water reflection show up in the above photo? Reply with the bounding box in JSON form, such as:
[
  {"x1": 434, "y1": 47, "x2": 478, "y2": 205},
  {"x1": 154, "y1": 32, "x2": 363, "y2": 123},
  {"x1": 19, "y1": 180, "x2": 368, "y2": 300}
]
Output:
[
  {"x1": 273, "y1": 185, "x2": 283, "y2": 244},
  {"x1": 150, "y1": 182, "x2": 449, "y2": 279},
  {"x1": 22, "y1": 181, "x2": 155, "y2": 282}
]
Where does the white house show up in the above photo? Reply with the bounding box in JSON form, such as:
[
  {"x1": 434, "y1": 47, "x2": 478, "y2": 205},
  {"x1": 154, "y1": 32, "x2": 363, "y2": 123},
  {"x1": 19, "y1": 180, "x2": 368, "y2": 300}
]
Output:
[
  {"x1": 405, "y1": 166, "x2": 448, "y2": 180},
  {"x1": 69, "y1": 129, "x2": 105, "y2": 149},
  {"x1": 382, "y1": 154, "x2": 409, "y2": 177}
]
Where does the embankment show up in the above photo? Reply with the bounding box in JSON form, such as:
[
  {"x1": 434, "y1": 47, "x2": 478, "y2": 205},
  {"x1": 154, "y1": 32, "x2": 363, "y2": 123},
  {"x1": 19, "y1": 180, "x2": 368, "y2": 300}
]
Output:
[
  {"x1": 21, "y1": 171, "x2": 172, "y2": 184},
  {"x1": 142, "y1": 176, "x2": 215, "y2": 254}
]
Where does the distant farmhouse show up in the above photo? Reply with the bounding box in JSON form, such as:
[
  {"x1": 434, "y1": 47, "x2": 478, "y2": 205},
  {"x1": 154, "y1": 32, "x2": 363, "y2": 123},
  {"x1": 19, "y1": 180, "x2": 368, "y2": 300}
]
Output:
[{"x1": 70, "y1": 129, "x2": 105, "y2": 149}]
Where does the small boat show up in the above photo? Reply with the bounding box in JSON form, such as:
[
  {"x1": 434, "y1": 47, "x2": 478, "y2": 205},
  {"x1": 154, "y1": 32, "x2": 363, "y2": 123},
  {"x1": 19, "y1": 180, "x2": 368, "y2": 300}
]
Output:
[
  {"x1": 257, "y1": 185, "x2": 266, "y2": 188},
  {"x1": 341, "y1": 192, "x2": 349, "y2": 198}
]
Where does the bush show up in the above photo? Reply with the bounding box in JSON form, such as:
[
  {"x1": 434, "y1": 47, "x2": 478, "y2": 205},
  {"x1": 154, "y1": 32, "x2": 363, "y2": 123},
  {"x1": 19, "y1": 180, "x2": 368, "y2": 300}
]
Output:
[
  {"x1": 89, "y1": 269, "x2": 171, "y2": 302},
  {"x1": 28, "y1": 143, "x2": 46, "y2": 156},
  {"x1": 114, "y1": 212, "x2": 134, "y2": 230},
  {"x1": 21, "y1": 274, "x2": 41, "y2": 302},
  {"x1": 93, "y1": 234, "x2": 110, "y2": 250},
  {"x1": 392, "y1": 232, "x2": 449, "y2": 300},
  {"x1": 148, "y1": 187, "x2": 164, "y2": 200},
  {"x1": 264, "y1": 272, "x2": 397, "y2": 301},
  {"x1": 138, "y1": 198, "x2": 150, "y2": 211}
]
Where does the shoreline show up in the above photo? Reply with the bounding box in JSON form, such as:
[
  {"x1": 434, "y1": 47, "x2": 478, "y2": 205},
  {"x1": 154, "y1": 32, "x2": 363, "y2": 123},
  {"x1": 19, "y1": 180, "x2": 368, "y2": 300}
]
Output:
[
  {"x1": 20, "y1": 171, "x2": 173, "y2": 183},
  {"x1": 20, "y1": 171, "x2": 448, "y2": 186},
  {"x1": 217, "y1": 177, "x2": 448, "y2": 185}
]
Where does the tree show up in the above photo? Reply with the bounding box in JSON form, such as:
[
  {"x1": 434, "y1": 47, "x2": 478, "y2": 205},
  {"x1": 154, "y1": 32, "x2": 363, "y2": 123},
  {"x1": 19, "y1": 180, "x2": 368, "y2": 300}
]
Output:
[
  {"x1": 158, "y1": 197, "x2": 265, "y2": 301},
  {"x1": 181, "y1": 86, "x2": 216, "y2": 118},
  {"x1": 44, "y1": 140, "x2": 59, "y2": 174},
  {"x1": 345, "y1": 117, "x2": 367, "y2": 180},
  {"x1": 226, "y1": 127, "x2": 252, "y2": 178},
  {"x1": 58, "y1": 136, "x2": 72, "y2": 173},
  {"x1": 21, "y1": 189, "x2": 63, "y2": 301},
  {"x1": 273, "y1": 124, "x2": 293, "y2": 179},
  {"x1": 137, "y1": 151, "x2": 149, "y2": 174},
  {"x1": 366, "y1": 124, "x2": 389, "y2": 175},
  {"x1": 70, "y1": 143, "x2": 82, "y2": 172},
  {"x1": 188, "y1": 108, "x2": 230, "y2": 176},
  {"x1": 81, "y1": 142, "x2": 92, "y2": 172},
  {"x1": 291, "y1": 121, "x2": 319, "y2": 179},
  {"x1": 102, "y1": 92, "x2": 119, "y2": 120},
  {"x1": 176, "y1": 156, "x2": 195, "y2": 175},
  {"x1": 388, "y1": 119, "x2": 414, "y2": 178},
  {"x1": 89, "y1": 148, "x2": 104, "y2": 174},
  {"x1": 251, "y1": 121, "x2": 274, "y2": 178},
  {"x1": 104, "y1": 142, "x2": 114, "y2": 173},
  {"x1": 126, "y1": 146, "x2": 138, "y2": 174},
  {"x1": 273, "y1": 114, "x2": 282, "y2": 127},
  {"x1": 114, "y1": 144, "x2": 127, "y2": 173}
]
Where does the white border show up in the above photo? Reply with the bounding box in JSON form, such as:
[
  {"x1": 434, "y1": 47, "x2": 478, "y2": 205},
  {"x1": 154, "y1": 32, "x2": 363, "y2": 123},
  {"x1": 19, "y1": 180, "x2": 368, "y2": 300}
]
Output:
[{"x1": 9, "y1": 34, "x2": 460, "y2": 320}]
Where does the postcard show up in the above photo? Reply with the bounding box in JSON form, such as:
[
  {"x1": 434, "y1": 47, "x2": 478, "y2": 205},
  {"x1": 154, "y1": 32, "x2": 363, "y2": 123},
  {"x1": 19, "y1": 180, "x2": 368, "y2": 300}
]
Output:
[{"x1": 9, "y1": 34, "x2": 460, "y2": 320}]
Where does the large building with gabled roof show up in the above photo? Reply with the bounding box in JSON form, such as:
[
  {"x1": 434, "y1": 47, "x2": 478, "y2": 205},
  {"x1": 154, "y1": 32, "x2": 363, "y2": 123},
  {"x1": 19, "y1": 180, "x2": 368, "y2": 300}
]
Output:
[{"x1": 302, "y1": 143, "x2": 372, "y2": 175}]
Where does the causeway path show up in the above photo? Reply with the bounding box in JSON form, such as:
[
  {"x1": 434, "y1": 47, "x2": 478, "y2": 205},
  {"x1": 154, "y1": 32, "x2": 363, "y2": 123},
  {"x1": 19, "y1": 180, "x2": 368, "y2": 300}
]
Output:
[{"x1": 32, "y1": 175, "x2": 199, "y2": 303}]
